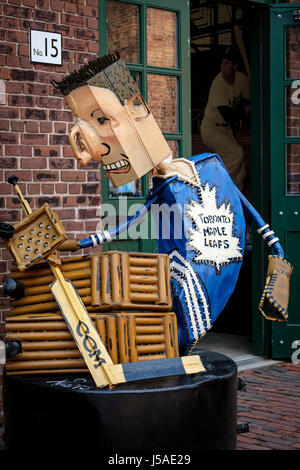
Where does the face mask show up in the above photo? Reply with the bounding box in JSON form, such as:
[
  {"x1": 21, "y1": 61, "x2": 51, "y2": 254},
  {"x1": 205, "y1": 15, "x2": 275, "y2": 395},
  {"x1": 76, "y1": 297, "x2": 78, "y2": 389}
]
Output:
[{"x1": 54, "y1": 55, "x2": 171, "y2": 188}]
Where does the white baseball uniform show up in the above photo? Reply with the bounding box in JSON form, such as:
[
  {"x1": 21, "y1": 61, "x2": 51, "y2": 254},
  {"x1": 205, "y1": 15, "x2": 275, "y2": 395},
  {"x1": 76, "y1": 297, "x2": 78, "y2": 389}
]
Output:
[{"x1": 200, "y1": 71, "x2": 250, "y2": 191}]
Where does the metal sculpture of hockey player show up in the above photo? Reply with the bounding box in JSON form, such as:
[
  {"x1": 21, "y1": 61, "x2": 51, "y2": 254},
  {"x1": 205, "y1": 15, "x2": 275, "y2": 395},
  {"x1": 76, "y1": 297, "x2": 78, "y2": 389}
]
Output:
[{"x1": 52, "y1": 53, "x2": 293, "y2": 355}]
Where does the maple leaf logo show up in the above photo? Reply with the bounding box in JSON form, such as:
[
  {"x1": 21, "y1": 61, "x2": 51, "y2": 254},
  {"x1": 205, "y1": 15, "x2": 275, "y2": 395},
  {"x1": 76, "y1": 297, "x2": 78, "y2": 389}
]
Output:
[{"x1": 185, "y1": 183, "x2": 242, "y2": 273}]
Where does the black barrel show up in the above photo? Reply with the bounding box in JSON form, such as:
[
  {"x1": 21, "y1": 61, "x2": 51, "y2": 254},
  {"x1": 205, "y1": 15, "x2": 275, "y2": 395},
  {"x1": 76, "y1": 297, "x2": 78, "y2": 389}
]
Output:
[{"x1": 3, "y1": 350, "x2": 237, "y2": 450}]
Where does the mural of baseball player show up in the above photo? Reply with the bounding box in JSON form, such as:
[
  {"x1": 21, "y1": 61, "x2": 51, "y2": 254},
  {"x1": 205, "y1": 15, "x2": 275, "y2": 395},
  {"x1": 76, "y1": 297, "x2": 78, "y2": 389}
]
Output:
[{"x1": 200, "y1": 46, "x2": 250, "y2": 192}]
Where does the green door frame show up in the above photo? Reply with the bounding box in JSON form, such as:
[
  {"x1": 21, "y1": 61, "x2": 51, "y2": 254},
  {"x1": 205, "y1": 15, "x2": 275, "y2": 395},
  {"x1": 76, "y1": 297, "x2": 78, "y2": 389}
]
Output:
[
  {"x1": 98, "y1": 0, "x2": 191, "y2": 253},
  {"x1": 250, "y1": 2, "x2": 300, "y2": 357},
  {"x1": 250, "y1": 4, "x2": 273, "y2": 356},
  {"x1": 269, "y1": 6, "x2": 300, "y2": 358}
]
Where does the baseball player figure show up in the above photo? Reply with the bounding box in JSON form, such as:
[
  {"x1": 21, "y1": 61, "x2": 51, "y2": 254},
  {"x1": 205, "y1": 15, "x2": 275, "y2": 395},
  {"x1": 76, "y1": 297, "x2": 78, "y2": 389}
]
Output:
[{"x1": 200, "y1": 46, "x2": 250, "y2": 192}]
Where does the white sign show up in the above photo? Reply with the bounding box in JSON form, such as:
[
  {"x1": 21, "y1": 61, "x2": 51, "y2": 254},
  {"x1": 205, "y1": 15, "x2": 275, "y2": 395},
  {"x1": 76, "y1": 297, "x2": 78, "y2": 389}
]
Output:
[
  {"x1": 30, "y1": 29, "x2": 62, "y2": 65},
  {"x1": 186, "y1": 183, "x2": 242, "y2": 273}
]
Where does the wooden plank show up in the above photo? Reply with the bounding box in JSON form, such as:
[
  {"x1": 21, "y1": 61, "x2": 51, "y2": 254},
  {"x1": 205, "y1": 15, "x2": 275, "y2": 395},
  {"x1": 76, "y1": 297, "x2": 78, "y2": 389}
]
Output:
[
  {"x1": 50, "y1": 261, "x2": 114, "y2": 387},
  {"x1": 117, "y1": 316, "x2": 129, "y2": 363},
  {"x1": 110, "y1": 252, "x2": 121, "y2": 306},
  {"x1": 106, "y1": 315, "x2": 118, "y2": 364},
  {"x1": 121, "y1": 252, "x2": 130, "y2": 303},
  {"x1": 91, "y1": 255, "x2": 101, "y2": 306}
]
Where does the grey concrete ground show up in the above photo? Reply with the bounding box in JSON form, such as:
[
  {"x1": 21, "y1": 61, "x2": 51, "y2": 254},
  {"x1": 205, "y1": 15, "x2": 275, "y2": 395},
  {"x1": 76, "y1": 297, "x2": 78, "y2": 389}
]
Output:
[{"x1": 193, "y1": 332, "x2": 279, "y2": 371}]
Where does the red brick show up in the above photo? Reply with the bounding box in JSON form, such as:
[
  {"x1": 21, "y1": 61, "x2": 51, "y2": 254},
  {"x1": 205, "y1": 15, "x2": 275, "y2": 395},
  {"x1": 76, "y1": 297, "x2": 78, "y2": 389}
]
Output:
[
  {"x1": 0, "y1": 43, "x2": 16, "y2": 55},
  {"x1": 0, "y1": 16, "x2": 19, "y2": 29},
  {"x1": 33, "y1": 9, "x2": 57, "y2": 22},
  {"x1": 9, "y1": 95, "x2": 35, "y2": 107},
  {"x1": 27, "y1": 183, "x2": 41, "y2": 195},
  {"x1": 33, "y1": 170, "x2": 58, "y2": 181},
  {"x1": 23, "y1": 83, "x2": 49, "y2": 96},
  {"x1": 49, "y1": 110, "x2": 73, "y2": 122},
  {"x1": 0, "y1": 133, "x2": 17, "y2": 144},
  {"x1": 25, "y1": 121, "x2": 39, "y2": 133},
  {"x1": 6, "y1": 55, "x2": 20, "y2": 67},
  {"x1": 87, "y1": 171, "x2": 100, "y2": 182},
  {"x1": 0, "y1": 68, "x2": 12, "y2": 80},
  {"x1": 6, "y1": 30, "x2": 28, "y2": 44},
  {"x1": 36, "y1": 195, "x2": 61, "y2": 207},
  {"x1": 54, "y1": 122, "x2": 67, "y2": 134},
  {"x1": 41, "y1": 184, "x2": 54, "y2": 194},
  {"x1": 79, "y1": 208, "x2": 98, "y2": 219},
  {"x1": 64, "y1": 2, "x2": 77, "y2": 14},
  {"x1": 69, "y1": 183, "x2": 81, "y2": 194},
  {"x1": 63, "y1": 220, "x2": 84, "y2": 231},
  {"x1": 55, "y1": 208, "x2": 75, "y2": 219},
  {"x1": 21, "y1": 157, "x2": 47, "y2": 169},
  {"x1": 0, "y1": 157, "x2": 18, "y2": 169},
  {"x1": 34, "y1": 146, "x2": 60, "y2": 157},
  {"x1": 87, "y1": 0, "x2": 98, "y2": 7},
  {"x1": 36, "y1": 96, "x2": 63, "y2": 109},
  {"x1": 50, "y1": 134, "x2": 69, "y2": 145},
  {"x1": 77, "y1": 5, "x2": 97, "y2": 18},
  {"x1": 87, "y1": 17, "x2": 98, "y2": 30},
  {"x1": 36, "y1": 0, "x2": 49, "y2": 9},
  {"x1": 21, "y1": 133, "x2": 48, "y2": 145},
  {"x1": 19, "y1": 44, "x2": 29, "y2": 57},
  {"x1": 5, "y1": 170, "x2": 32, "y2": 182},
  {"x1": 5, "y1": 145, "x2": 31, "y2": 156},
  {"x1": 63, "y1": 37, "x2": 88, "y2": 52},
  {"x1": 61, "y1": 51, "x2": 75, "y2": 63},
  {"x1": 49, "y1": 158, "x2": 74, "y2": 169},
  {"x1": 61, "y1": 171, "x2": 86, "y2": 182},
  {"x1": 55, "y1": 183, "x2": 68, "y2": 194},
  {"x1": 19, "y1": 57, "x2": 34, "y2": 69},
  {"x1": 0, "y1": 121, "x2": 9, "y2": 131},
  {"x1": 87, "y1": 195, "x2": 101, "y2": 206},
  {"x1": 40, "y1": 122, "x2": 52, "y2": 133},
  {"x1": 75, "y1": 52, "x2": 96, "y2": 64},
  {"x1": 21, "y1": 108, "x2": 47, "y2": 120},
  {"x1": 1, "y1": 107, "x2": 19, "y2": 119},
  {"x1": 62, "y1": 195, "x2": 86, "y2": 207},
  {"x1": 75, "y1": 28, "x2": 97, "y2": 41},
  {"x1": 63, "y1": 146, "x2": 75, "y2": 158},
  {"x1": 5, "y1": 82, "x2": 23, "y2": 94},
  {"x1": 52, "y1": 24, "x2": 74, "y2": 37},
  {"x1": 61, "y1": 13, "x2": 85, "y2": 27},
  {"x1": 50, "y1": 0, "x2": 63, "y2": 12},
  {"x1": 84, "y1": 220, "x2": 99, "y2": 231},
  {"x1": 10, "y1": 69, "x2": 36, "y2": 82}
]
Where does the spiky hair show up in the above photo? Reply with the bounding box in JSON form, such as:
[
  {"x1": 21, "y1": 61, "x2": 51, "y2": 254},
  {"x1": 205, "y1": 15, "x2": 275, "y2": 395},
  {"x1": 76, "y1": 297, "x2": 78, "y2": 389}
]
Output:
[{"x1": 51, "y1": 52, "x2": 121, "y2": 96}]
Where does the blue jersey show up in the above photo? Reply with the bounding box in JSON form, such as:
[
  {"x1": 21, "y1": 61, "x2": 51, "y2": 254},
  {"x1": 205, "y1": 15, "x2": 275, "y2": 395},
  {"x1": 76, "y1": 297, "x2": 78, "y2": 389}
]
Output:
[{"x1": 152, "y1": 153, "x2": 246, "y2": 353}]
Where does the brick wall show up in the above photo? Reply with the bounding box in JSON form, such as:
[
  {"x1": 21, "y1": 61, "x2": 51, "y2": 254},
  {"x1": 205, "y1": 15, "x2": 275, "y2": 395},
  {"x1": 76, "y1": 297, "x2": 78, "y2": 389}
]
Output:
[{"x1": 0, "y1": 0, "x2": 100, "y2": 332}]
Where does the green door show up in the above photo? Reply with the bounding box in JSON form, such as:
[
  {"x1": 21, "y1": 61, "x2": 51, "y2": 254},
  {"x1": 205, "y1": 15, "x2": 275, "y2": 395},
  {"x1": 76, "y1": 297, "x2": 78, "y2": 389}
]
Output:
[
  {"x1": 270, "y1": 6, "x2": 300, "y2": 358},
  {"x1": 98, "y1": 0, "x2": 191, "y2": 253}
]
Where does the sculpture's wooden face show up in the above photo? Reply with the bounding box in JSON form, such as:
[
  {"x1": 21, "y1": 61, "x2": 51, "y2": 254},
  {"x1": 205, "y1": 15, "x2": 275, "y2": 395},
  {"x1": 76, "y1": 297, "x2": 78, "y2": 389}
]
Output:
[
  {"x1": 66, "y1": 85, "x2": 134, "y2": 184},
  {"x1": 66, "y1": 85, "x2": 171, "y2": 187}
]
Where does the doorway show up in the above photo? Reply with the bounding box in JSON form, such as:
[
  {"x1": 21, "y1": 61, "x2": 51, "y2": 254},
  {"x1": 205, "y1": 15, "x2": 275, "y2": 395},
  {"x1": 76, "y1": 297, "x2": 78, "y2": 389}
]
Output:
[{"x1": 190, "y1": 0, "x2": 254, "y2": 355}]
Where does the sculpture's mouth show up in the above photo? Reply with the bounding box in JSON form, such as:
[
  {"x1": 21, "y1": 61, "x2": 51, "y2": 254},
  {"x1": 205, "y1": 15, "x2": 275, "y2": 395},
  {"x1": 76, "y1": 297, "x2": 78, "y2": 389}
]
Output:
[{"x1": 102, "y1": 155, "x2": 131, "y2": 174}]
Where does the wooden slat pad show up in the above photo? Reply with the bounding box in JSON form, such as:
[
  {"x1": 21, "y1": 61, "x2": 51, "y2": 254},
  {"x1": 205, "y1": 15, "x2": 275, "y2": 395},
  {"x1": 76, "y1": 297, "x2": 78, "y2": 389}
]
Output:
[
  {"x1": 9, "y1": 251, "x2": 172, "y2": 316},
  {"x1": 5, "y1": 311, "x2": 179, "y2": 375}
]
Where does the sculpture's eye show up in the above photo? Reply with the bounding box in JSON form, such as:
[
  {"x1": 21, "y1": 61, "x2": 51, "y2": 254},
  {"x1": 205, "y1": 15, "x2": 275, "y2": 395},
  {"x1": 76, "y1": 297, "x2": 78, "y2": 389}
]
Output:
[{"x1": 97, "y1": 117, "x2": 109, "y2": 125}]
